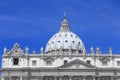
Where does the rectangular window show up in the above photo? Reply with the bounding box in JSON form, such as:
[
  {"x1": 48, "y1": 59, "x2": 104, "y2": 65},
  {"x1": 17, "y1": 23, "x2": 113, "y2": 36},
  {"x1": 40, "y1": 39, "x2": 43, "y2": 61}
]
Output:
[
  {"x1": 13, "y1": 58, "x2": 19, "y2": 65},
  {"x1": 117, "y1": 61, "x2": 120, "y2": 66},
  {"x1": 87, "y1": 60, "x2": 91, "y2": 64},
  {"x1": 102, "y1": 61, "x2": 108, "y2": 66},
  {"x1": 64, "y1": 60, "x2": 68, "y2": 64},
  {"x1": 46, "y1": 61, "x2": 52, "y2": 66},
  {"x1": 32, "y1": 60, "x2": 36, "y2": 66}
]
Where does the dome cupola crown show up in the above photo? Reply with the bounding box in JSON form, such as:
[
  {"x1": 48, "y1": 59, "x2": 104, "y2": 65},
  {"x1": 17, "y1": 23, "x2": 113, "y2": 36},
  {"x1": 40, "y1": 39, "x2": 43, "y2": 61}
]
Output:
[
  {"x1": 45, "y1": 14, "x2": 86, "y2": 54},
  {"x1": 60, "y1": 13, "x2": 70, "y2": 32}
]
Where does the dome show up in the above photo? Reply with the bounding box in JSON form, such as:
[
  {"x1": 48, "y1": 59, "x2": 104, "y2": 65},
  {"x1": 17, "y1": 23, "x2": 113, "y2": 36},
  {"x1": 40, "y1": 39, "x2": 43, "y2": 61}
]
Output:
[{"x1": 45, "y1": 14, "x2": 86, "y2": 54}]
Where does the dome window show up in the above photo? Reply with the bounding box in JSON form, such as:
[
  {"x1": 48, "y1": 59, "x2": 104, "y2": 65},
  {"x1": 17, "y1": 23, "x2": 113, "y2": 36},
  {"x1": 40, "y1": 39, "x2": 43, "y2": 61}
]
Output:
[
  {"x1": 59, "y1": 34, "x2": 62, "y2": 37},
  {"x1": 73, "y1": 41, "x2": 75, "y2": 44},
  {"x1": 65, "y1": 40, "x2": 68, "y2": 43},
  {"x1": 71, "y1": 34, "x2": 73, "y2": 37},
  {"x1": 78, "y1": 42, "x2": 80, "y2": 45},
  {"x1": 76, "y1": 36, "x2": 77, "y2": 38},
  {"x1": 65, "y1": 34, "x2": 67, "y2": 37},
  {"x1": 52, "y1": 42, "x2": 54, "y2": 44},
  {"x1": 58, "y1": 41, "x2": 60, "y2": 43}
]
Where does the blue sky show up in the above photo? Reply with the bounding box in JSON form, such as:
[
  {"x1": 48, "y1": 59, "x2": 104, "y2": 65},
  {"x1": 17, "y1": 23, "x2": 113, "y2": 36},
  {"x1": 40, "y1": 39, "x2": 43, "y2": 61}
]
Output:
[{"x1": 0, "y1": 0, "x2": 120, "y2": 66}]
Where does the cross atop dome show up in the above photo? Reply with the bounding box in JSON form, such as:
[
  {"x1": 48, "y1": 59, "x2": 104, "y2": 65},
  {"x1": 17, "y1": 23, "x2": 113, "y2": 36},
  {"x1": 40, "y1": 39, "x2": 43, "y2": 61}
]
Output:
[
  {"x1": 60, "y1": 13, "x2": 70, "y2": 32},
  {"x1": 64, "y1": 12, "x2": 66, "y2": 19}
]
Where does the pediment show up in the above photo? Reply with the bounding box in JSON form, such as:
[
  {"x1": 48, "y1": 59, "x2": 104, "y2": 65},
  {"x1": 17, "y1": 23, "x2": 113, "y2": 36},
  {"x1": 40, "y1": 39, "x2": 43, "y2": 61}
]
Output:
[
  {"x1": 9, "y1": 43, "x2": 23, "y2": 55},
  {"x1": 59, "y1": 59, "x2": 96, "y2": 69}
]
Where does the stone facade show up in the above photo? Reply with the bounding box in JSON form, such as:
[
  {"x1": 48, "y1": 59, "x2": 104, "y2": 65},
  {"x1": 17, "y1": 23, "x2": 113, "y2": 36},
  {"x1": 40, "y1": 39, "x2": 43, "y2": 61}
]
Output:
[{"x1": 1, "y1": 15, "x2": 120, "y2": 80}]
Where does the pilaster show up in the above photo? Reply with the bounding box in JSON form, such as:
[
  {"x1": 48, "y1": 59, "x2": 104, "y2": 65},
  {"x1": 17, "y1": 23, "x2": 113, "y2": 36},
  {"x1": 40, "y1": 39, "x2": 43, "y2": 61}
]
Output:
[
  {"x1": 111, "y1": 76, "x2": 114, "y2": 80},
  {"x1": 20, "y1": 76, "x2": 22, "y2": 80},
  {"x1": 59, "y1": 76, "x2": 62, "y2": 80},
  {"x1": 83, "y1": 76, "x2": 85, "y2": 80},
  {"x1": 39, "y1": 76, "x2": 43, "y2": 80},
  {"x1": 69, "y1": 76, "x2": 72, "y2": 80},
  {"x1": 93, "y1": 76, "x2": 95, "y2": 80}
]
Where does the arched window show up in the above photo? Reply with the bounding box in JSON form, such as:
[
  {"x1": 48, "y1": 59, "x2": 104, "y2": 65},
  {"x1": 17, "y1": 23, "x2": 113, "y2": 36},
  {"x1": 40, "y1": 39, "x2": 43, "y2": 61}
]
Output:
[
  {"x1": 43, "y1": 76, "x2": 54, "y2": 80},
  {"x1": 102, "y1": 60, "x2": 108, "y2": 66},
  {"x1": 13, "y1": 58, "x2": 19, "y2": 65},
  {"x1": 72, "y1": 76, "x2": 83, "y2": 80},
  {"x1": 65, "y1": 40, "x2": 68, "y2": 43},
  {"x1": 65, "y1": 34, "x2": 67, "y2": 37},
  {"x1": 100, "y1": 76, "x2": 111, "y2": 80},
  {"x1": 73, "y1": 41, "x2": 75, "y2": 44},
  {"x1": 59, "y1": 34, "x2": 62, "y2": 37},
  {"x1": 86, "y1": 76, "x2": 93, "y2": 80},
  {"x1": 46, "y1": 60, "x2": 52, "y2": 66},
  {"x1": 62, "y1": 76, "x2": 69, "y2": 80}
]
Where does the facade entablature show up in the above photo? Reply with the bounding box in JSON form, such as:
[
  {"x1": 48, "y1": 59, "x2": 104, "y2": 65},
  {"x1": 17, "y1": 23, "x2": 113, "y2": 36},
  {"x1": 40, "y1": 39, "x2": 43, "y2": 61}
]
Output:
[
  {"x1": 2, "y1": 52, "x2": 120, "y2": 58},
  {"x1": 2, "y1": 54, "x2": 26, "y2": 58}
]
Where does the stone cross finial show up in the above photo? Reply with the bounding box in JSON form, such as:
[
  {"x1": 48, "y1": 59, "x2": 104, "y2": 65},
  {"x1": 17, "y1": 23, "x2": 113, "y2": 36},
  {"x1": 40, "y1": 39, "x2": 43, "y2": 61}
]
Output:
[
  {"x1": 64, "y1": 12, "x2": 66, "y2": 18},
  {"x1": 14, "y1": 43, "x2": 19, "y2": 48}
]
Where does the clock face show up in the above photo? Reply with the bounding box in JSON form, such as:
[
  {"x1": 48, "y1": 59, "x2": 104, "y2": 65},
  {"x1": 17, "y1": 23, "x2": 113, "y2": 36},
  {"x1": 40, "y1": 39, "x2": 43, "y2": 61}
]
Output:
[{"x1": 13, "y1": 58, "x2": 19, "y2": 65}]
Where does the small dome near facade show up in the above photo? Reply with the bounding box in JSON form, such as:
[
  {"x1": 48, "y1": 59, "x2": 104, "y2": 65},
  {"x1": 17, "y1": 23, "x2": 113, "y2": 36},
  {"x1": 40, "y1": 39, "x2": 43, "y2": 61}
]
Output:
[{"x1": 45, "y1": 14, "x2": 86, "y2": 54}]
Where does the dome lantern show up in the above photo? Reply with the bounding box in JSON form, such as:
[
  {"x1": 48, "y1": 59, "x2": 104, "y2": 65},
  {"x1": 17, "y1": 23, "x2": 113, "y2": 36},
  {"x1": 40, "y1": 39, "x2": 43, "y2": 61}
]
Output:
[{"x1": 60, "y1": 13, "x2": 70, "y2": 32}]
